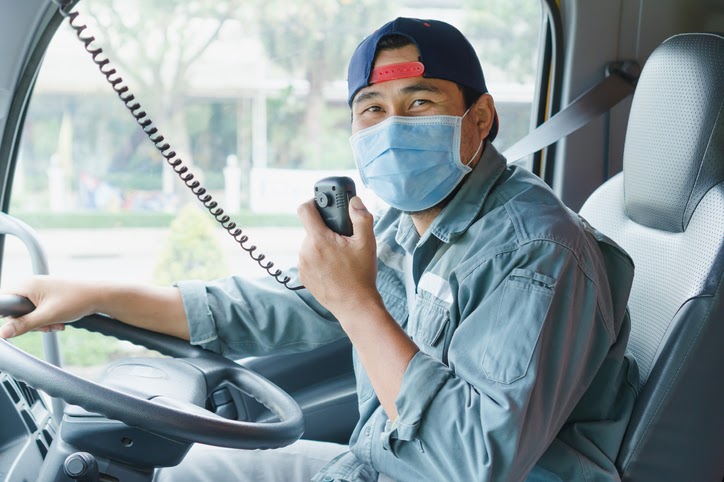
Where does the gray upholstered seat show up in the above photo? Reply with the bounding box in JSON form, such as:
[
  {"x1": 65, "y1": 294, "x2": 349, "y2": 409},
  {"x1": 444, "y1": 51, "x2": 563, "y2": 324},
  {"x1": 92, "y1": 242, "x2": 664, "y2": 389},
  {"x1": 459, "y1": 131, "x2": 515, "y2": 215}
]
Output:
[{"x1": 579, "y1": 32, "x2": 724, "y2": 482}]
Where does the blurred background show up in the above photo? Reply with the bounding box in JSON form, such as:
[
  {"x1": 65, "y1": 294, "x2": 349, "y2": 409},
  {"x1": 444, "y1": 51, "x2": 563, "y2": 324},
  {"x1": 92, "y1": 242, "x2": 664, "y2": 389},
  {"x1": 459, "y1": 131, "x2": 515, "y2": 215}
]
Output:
[{"x1": 4, "y1": 0, "x2": 542, "y2": 372}]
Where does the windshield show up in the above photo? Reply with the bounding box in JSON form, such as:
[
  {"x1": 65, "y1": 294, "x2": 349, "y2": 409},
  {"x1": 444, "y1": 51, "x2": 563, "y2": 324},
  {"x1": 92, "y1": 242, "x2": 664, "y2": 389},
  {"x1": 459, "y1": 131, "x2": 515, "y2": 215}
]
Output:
[{"x1": 5, "y1": 0, "x2": 543, "y2": 376}]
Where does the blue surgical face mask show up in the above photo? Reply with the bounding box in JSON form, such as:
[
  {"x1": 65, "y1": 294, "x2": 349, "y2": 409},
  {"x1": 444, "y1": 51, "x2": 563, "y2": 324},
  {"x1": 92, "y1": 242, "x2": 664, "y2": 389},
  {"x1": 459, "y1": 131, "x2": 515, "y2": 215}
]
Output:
[{"x1": 350, "y1": 111, "x2": 483, "y2": 212}]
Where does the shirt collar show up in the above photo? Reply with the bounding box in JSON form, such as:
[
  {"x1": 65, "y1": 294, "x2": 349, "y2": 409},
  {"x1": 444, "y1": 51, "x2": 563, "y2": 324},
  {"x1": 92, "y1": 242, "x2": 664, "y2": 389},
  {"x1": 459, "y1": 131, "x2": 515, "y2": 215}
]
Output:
[
  {"x1": 429, "y1": 142, "x2": 507, "y2": 243},
  {"x1": 394, "y1": 213, "x2": 420, "y2": 254}
]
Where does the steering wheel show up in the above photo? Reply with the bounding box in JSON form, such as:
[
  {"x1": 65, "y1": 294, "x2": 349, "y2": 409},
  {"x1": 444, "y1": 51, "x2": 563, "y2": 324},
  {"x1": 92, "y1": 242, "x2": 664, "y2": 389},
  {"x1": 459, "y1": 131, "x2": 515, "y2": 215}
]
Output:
[{"x1": 0, "y1": 294, "x2": 304, "y2": 450}]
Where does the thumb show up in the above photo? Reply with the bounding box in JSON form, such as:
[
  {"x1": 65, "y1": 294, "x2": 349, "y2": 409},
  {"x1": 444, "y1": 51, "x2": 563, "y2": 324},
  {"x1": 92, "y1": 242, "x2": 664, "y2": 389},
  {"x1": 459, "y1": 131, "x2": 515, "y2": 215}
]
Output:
[
  {"x1": 349, "y1": 196, "x2": 373, "y2": 239},
  {"x1": 1, "y1": 310, "x2": 40, "y2": 339},
  {"x1": 0, "y1": 322, "x2": 15, "y2": 339}
]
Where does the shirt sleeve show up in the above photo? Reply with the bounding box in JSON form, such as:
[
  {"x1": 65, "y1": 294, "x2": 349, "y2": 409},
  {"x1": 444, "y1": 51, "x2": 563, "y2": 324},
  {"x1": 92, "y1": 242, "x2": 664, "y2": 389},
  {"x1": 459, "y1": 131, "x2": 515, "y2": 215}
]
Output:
[
  {"x1": 176, "y1": 270, "x2": 348, "y2": 359},
  {"x1": 380, "y1": 241, "x2": 620, "y2": 481}
]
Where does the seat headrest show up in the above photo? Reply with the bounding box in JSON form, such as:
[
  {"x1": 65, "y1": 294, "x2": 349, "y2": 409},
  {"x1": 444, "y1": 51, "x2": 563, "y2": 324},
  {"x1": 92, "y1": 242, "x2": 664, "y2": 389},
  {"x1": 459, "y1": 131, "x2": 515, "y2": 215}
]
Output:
[{"x1": 624, "y1": 32, "x2": 724, "y2": 233}]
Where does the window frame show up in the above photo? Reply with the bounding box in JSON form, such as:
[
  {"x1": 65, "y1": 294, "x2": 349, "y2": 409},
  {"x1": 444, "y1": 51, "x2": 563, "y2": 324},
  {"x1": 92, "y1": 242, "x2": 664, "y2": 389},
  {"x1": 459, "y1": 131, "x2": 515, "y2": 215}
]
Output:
[
  {"x1": 530, "y1": 0, "x2": 564, "y2": 183},
  {"x1": 0, "y1": 5, "x2": 67, "y2": 273}
]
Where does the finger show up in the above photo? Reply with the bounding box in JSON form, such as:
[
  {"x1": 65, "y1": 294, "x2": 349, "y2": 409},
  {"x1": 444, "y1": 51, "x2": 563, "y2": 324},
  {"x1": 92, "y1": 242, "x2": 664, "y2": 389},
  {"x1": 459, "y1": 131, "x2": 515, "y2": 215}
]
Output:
[
  {"x1": 1, "y1": 307, "x2": 47, "y2": 338},
  {"x1": 349, "y1": 196, "x2": 374, "y2": 241},
  {"x1": 1, "y1": 316, "x2": 29, "y2": 339},
  {"x1": 297, "y1": 198, "x2": 329, "y2": 235},
  {"x1": 0, "y1": 322, "x2": 16, "y2": 339}
]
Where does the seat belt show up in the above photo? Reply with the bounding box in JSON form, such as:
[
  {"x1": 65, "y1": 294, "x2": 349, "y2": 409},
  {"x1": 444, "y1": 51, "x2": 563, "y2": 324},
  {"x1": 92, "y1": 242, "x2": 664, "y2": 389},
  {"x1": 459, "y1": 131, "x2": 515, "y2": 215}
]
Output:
[{"x1": 502, "y1": 61, "x2": 640, "y2": 162}]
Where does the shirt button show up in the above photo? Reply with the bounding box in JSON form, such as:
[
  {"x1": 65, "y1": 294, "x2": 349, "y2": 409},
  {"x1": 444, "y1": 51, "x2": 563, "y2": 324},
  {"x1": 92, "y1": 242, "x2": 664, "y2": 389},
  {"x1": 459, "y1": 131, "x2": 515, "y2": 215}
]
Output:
[
  {"x1": 365, "y1": 426, "x2": 371, "y2": 436},
  {"x1": 323, "y1": 477, "x2": 334, "y2": 482}
]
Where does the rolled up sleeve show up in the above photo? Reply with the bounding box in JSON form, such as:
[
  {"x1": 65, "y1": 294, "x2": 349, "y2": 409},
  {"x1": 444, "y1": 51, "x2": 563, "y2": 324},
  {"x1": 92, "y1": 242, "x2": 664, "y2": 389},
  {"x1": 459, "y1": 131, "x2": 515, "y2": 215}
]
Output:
[
  {"x1": 177, "y1": 279, "x2": 221, "y2": 351},
  {"x1": 392, "y1": 351, "x2": 452, "y2": 441},
  {"x1": 176, "y1": 273, "x2": 348, "y2": 359}
]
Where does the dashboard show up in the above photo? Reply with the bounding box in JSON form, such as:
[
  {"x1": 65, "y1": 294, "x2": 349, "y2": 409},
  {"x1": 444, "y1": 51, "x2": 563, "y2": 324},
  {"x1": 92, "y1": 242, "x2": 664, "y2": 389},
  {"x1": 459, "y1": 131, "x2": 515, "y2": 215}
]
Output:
[{"x1": 0, "y1": 373, "x2": 56, "y2": 480}]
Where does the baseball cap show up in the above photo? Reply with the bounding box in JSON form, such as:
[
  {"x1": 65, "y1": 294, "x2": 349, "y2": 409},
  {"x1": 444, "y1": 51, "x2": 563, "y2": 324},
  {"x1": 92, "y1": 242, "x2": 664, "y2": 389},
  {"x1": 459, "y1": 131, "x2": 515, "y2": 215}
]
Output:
[{"x1": 347, "y1": 17, "x2": 499, "y2": 140}]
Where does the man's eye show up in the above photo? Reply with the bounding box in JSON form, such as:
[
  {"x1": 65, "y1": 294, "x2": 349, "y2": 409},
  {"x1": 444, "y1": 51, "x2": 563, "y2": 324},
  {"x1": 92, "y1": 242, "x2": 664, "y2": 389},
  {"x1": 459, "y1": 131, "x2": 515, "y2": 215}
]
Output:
[
  {"x1": 363, "y1": 105, "x2": 382, "y2": 113},
  {"x1": 411, "y1": 99, "x2": 429, "y2": 107}
]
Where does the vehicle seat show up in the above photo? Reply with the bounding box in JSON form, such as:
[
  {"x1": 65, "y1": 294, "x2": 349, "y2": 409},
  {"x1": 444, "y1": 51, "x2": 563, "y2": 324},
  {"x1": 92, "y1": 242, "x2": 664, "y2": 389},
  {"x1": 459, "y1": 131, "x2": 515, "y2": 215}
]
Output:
[{"x1": 579, "y1": 32, "x2": 724, "y2": 482}]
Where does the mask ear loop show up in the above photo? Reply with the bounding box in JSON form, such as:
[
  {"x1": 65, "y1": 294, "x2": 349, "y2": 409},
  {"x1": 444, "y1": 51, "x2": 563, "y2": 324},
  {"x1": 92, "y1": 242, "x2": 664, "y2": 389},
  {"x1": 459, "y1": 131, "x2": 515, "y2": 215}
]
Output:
[
  {"x1": 461, "y1": 108, "x2": 484, "y2": 167},
  {"x1": 466, "y1": 138, "x2": 484, "y2": 166}
]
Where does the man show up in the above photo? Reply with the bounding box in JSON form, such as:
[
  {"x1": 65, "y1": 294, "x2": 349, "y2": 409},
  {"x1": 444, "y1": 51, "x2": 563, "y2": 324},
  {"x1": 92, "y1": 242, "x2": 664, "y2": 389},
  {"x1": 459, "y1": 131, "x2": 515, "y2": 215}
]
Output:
[{"x1": 1, "y1": 18, "x2": 638, "y2": 481}]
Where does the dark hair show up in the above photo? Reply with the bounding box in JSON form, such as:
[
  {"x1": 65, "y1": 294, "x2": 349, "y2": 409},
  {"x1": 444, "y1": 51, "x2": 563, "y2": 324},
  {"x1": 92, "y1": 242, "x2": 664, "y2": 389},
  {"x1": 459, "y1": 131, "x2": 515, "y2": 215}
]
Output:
[
  {"x1": 376, "y1": 33, "x2": 415, "y2": 51},
  {"x1": 375, "y1": 34, "x2": 482, "y2": 109}
]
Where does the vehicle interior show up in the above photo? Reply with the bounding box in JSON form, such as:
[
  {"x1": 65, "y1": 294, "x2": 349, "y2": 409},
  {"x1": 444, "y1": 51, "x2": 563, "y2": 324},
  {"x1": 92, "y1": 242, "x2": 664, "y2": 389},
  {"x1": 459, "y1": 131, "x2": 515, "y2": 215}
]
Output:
[{"x1": 0, "y1": 0, "x2": 722, "y2": 481}]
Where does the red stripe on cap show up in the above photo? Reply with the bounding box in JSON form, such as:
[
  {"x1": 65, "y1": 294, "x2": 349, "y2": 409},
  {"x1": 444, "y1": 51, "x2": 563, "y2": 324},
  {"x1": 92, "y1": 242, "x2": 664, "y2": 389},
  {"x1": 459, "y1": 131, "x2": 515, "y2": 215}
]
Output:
[{"x1": 369, "y1": 61, "x2": 425, "y2": 84}]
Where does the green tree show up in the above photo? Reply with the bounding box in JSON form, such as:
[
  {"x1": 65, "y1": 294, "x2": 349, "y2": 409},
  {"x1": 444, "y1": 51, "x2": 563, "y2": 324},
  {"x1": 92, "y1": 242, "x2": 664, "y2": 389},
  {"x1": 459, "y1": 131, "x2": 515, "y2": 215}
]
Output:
[
  {"x1": 153, "y1": 203, "x2": 229, "y2": 285},
  {"x1": 462, "y1": 0, "x2": 542, "y2": 84},
  {"x1": 80, "y1": 0, "x2": 247, "y2": 175},
  {"x1": 9, "y1": 329, "x2": 123, "y2": 367},
  {"x1": 257, "y1": 0, "x2": 393, "y2": 168}
]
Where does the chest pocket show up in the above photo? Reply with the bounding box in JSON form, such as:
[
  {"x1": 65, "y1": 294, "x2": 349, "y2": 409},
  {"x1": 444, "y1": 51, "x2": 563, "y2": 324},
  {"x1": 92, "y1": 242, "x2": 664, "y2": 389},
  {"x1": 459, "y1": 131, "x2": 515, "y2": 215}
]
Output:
[
  {"x1": 410, "y1": 296, "x2": 450, "y2": 360},
  {"x1": 482, "y1": 268, "x2": 556, "y2": 384}
]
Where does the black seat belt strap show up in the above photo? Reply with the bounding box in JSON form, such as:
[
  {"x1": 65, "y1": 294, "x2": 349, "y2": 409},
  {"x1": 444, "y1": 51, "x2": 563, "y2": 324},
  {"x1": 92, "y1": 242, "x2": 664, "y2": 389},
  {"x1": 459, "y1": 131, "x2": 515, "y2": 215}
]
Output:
[{"x1": 503, "y1": 61, "x2": 640, "y2": 162}]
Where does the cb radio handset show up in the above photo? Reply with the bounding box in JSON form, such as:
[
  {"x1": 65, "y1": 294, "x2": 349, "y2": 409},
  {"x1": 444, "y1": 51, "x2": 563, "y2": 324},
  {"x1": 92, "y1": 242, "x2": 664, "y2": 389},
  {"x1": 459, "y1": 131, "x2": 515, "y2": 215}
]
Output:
[{"x1": 314, "y1": 177, "x2": 356, "y2": 236}]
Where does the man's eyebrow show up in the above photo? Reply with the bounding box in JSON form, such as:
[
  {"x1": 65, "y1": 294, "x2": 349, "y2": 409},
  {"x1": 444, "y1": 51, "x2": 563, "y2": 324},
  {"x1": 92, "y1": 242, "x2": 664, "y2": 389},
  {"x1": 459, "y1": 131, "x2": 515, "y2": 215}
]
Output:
[
  {"x1": 399, "y1": 82, "x2": 444, "y2": 95},
  {"x1": 353, "y1": 82, "x2": 445, "y2": 106},
  {"x1": 353, "y1": 90, "x2": 382, "y2": 105}
]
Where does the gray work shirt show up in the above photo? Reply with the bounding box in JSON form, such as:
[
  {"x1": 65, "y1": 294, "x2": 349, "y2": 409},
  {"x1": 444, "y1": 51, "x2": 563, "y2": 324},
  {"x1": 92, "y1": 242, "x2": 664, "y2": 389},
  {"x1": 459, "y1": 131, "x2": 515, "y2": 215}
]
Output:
[{"x1": 178, "y1": 143, "x2": 639, "y2": 481}]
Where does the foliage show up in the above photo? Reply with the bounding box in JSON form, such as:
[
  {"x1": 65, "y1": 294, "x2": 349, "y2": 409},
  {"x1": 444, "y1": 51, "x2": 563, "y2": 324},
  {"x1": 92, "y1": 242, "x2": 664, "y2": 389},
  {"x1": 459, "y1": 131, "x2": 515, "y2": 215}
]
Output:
[
  {"x1": 267, "y1": 90, "x2": 354, "y2": 169},
  {"x1": 185, "y1": 102, "x2": 238, "y2": 175},
  {"x1": 462, "y1": 0, "x2": 542, "y2": 84},
  {"x1": 16, "y1": 96, "x2": 63, "y2": 173},
  {"x1": 152, "y1": 203, "x2": 230, "y2": 285},
  {"x1": 257, "y1": 0, "x2": 394, "y2": 169},
  {"x1": 105, "y1": 171, "x2": 162, "y2": 191},
  {"x1": 15, "y1": 0, "x2": 544, "y2": 216},
  {"x1": 256, "y1": 0, "x2": 391, "y2": 79},
  {"x1": 8, "y1": 328, "x2": 123, "y2": 367},
  {"x1": 79, "y1": 0, "x2": 246, "y2": 175},
  {"x1": 19, "y1": 92, "x2": 163, "y2": 192}
]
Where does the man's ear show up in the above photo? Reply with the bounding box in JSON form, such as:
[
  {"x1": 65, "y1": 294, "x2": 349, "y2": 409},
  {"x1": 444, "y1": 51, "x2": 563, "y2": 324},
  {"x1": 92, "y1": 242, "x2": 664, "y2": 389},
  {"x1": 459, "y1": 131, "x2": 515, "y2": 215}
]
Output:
[{"x1": 472, "y1": 93, "x2": 496, "y2": 139}]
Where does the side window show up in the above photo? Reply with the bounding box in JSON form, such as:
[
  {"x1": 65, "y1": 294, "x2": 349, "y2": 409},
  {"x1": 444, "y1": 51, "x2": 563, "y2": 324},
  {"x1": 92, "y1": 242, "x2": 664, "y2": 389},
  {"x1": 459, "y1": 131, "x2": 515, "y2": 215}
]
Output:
[{"x1": 5, "y1": 0, "x2": 542, "y2": 373}]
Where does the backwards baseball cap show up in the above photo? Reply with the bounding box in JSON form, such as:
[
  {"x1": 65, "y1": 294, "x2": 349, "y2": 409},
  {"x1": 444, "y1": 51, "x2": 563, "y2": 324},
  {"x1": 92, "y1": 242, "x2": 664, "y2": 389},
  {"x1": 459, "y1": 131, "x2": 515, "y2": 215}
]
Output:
[{"x1": 347, "y1": 17, "x2": 498, "y2": 141}]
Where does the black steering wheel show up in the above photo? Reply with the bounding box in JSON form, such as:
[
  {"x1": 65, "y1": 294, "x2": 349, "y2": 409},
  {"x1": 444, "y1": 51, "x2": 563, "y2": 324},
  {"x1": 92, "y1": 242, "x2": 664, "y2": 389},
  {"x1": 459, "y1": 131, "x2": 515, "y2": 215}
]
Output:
[{"x1": 0, "y1": 294, "x2": 304, "y2": 451}]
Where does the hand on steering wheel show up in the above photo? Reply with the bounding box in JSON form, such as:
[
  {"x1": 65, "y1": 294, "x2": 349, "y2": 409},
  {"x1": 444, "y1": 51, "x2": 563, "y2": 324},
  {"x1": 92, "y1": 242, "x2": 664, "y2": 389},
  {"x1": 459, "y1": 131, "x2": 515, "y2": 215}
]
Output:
[{"x1": 0, "y1": 294, "x2": 304, "y2": 450}]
